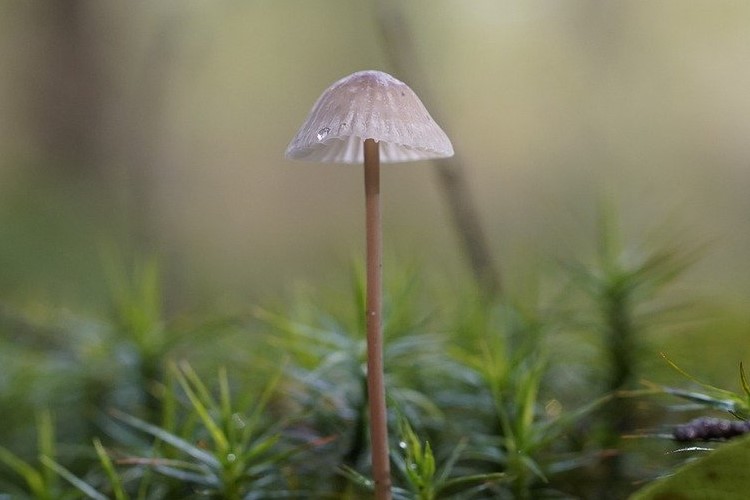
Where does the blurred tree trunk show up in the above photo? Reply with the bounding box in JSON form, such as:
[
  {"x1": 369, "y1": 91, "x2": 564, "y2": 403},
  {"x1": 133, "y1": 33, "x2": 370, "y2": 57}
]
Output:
[
  {"x1": 29, "y1": 0, "x2": 105, "y2": 179},
  {"x1": 26, "y1": 1, "x2": 180, "y2": 251},
  {"x1": 20, "y1": 1, "x2": 185, "y2": 311}
]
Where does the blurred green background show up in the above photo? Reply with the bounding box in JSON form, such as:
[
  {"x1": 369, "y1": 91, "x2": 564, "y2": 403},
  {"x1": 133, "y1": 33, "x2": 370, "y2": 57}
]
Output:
[{"x1": 2, "y1": 1, "x2": 750, "y2": 375}]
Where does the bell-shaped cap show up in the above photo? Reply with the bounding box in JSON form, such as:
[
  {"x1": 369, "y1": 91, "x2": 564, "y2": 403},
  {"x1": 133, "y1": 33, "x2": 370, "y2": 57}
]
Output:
[{"x1": 285, "y1": 70, "x2": 454, "y2": 164}]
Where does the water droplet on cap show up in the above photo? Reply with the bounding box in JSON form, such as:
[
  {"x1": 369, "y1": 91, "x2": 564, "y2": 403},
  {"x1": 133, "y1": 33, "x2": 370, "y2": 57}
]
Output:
[{"x1": 317, "y1": 127, "x2": 330, "y2": 141}]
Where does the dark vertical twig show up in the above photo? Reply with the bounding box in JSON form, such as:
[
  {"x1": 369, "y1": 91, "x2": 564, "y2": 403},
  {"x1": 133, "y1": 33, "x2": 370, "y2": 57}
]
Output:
[
  {"x1": 434, "y1": 156, "x2": 501, "y2": 297},
  {"x1": 373, "y1": 1, "x2": 501, "y2": 298}
]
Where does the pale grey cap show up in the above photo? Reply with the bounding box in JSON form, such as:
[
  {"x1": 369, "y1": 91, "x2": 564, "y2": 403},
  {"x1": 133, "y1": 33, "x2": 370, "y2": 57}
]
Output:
[{"x1": 285, "y1": 70, "x2": 454, "y2": 164}]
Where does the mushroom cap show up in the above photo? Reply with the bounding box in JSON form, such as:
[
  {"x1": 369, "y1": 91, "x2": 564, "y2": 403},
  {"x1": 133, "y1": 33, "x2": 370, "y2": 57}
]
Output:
[{"x1": 285, "y1": 70, "x2": 454, "y2": 164}]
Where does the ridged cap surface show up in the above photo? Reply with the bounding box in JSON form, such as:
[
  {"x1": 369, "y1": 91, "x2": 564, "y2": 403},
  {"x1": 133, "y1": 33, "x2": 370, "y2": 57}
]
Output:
[{"x1": 285, "y1": 70, "x2": 454, "y2": 164}]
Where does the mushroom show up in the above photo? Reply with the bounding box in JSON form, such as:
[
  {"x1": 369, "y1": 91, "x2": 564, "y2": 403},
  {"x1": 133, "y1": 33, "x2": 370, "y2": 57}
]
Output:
[{"x1": 285, "y1": 70, "x2": 453, "y2": 498}]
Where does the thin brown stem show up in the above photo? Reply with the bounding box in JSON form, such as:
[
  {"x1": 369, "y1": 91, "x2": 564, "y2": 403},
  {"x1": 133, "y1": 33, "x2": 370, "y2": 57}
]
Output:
[{"x1": 364, "y1": 138, "x2": 391, "y2": 499}]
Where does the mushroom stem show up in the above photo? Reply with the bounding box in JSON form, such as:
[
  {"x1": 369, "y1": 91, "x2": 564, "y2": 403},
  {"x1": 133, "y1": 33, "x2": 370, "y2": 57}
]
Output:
[{"x1": 364, "y1": 137, "x2": 391, "y2": 499}]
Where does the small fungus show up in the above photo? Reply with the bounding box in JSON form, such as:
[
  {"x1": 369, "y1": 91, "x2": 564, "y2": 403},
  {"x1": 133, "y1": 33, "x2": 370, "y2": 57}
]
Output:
[{"x1": 285, "y1": 70, "x2": 453, "y2": 499}]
